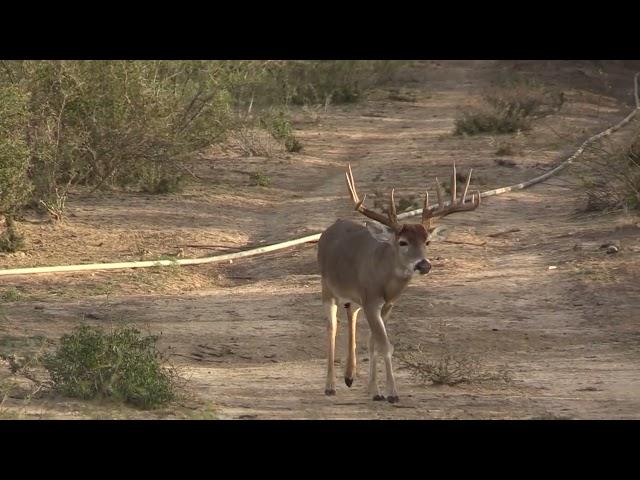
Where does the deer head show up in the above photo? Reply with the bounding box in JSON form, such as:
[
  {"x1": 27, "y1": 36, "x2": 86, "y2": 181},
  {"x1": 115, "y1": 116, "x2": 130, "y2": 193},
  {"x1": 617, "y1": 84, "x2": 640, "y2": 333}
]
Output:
[{"x1": 345, "y1": 162, "x2": 481, "y2": 275}]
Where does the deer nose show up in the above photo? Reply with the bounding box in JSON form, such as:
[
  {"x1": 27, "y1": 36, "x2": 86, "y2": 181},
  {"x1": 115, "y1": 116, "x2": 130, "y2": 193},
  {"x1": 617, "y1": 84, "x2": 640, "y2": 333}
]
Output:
[{"x1": 415, "y1": 259, "x2": 431, "y2": 274}]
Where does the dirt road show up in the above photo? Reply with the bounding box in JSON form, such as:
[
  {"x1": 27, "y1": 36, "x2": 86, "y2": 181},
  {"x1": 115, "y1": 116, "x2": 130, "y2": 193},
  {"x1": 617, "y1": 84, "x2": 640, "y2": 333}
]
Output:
[{"x1": 1, "y1": 60, "x2": 639, "y2": 419}]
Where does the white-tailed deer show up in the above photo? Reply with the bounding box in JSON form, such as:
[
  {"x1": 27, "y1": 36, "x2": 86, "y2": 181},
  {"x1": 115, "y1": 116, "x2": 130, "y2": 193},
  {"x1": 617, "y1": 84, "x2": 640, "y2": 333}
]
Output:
[{"x1": 317, "y1": 163, "x2": 481, "y2": 402}]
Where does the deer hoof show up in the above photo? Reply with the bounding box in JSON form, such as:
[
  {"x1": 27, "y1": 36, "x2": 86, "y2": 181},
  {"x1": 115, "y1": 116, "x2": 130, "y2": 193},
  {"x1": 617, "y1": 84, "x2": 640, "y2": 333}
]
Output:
[
  {"x1": 345, "y1": 377, "x2": 353, "y2": 387},
  {"x1": 387, "y1": 395, "x2": 399, "y2": 404},
  {"x1": 325, "y1": 389, "x2": 336, "y2": 396},
  {"x1": 372, "y1": 394, "x2": 386, "y2": 401}
]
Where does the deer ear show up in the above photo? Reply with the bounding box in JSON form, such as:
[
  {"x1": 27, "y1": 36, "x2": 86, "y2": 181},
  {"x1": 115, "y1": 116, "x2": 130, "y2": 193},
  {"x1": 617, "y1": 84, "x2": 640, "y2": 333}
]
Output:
[
  {"x1": 428, "y1": 225, "x2": 450, "y2": 242},
  {"x1": 365, "y1": 221, "x2": 395, "y2": 243}
]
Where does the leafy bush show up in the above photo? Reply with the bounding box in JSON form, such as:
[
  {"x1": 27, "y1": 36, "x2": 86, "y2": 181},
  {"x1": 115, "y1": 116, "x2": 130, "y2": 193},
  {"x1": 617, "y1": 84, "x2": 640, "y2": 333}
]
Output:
[
  {"x1": 259, "y1": 108, "x2": 303, "y2": 153},
  {"x1": 0, "y1": 217, "x2": 25, "y2": 253},
  {"x1": 455, "y1": 109, "x2": 531, "y2": 135},
  {"x1": 284, "y1": 135, "x2": 303, "y2": 153},
  {"x1": 0, "y1": 60, "x2": 407, "y2": 216},
  {"x1": 0, "y1": 61, "x2": 233, "y2": 201},
  {"x1": 279, "y1": 60, "x2": 406, "y2": 106},
  {"x1": 42, "y1": 325, "x2": 176, "y2": 409},
  {"x1": 249, "y1": 171, "x2": 271, "y2": 187},
  {"x1": 0, "y1": 84, "x2": 31, "y2": 218}
]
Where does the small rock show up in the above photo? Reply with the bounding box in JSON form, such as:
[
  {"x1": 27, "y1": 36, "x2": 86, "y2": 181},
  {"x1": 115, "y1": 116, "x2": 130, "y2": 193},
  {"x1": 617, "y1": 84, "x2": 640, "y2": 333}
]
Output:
[
  {"x1": 606, "y1": 245, "x2": 619, "y2": 254},
  {"x1": 548, "y1": 266, "x2": 557, "y2": 270}
]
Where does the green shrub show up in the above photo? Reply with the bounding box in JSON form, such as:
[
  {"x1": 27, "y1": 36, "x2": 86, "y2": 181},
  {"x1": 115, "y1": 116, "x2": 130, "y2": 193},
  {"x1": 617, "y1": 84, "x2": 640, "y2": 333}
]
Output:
[
  {"x1": 259, "y1": 109, "x2": 303, "y2": 153},
  {"x1": 454, "y1": 78, "x2": 563, "y2": 136},
  {"x1": 0, "y1": 61, "x2": 233, "y2": 200},
  {"x1": 0, "y1": 218, "x2": 25, "y2": 253},
  {"x1": 259, "y1": 109, "x2": 293, "y2": 140},
  {"x1": 42, "y1": 325, "x2": 176, "y2": 409},
  {"x1": 454, "y1": 109, "x2": 531, "y2": 135},
  {"x1": 0, "y1": 287, "x2": 22, "y2": 302},
  {"x1": 0, "y1": 60, "x2": 406, "y2": 209},
  {"x1": 0, "y1": 84, "x2": 32, "y2": 217},
  {"x1": 249, "y1": 171, "x2": 271, "y2": 187},
  {"x1": 284, "y1": 135, "x2": 303, "y2": 153},
  {"x1": 280, "y1": 60, "x2": 404, "y2": 106}
]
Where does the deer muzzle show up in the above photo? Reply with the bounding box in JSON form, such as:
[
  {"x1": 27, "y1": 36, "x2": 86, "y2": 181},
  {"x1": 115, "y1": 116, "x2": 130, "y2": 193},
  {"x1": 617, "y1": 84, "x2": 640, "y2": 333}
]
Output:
[{"x1": 414, "y1": 259, "x2": 431, "y2": 275}]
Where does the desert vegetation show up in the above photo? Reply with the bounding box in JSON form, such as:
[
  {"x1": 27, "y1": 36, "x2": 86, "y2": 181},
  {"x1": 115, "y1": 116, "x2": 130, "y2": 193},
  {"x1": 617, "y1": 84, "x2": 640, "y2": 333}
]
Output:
[
  {"x1": 0, "y1": 60, "x2": 406, "y2": 227},
  {"x1": 1, "y1": 60, "x2": 639, "y2": 419}
]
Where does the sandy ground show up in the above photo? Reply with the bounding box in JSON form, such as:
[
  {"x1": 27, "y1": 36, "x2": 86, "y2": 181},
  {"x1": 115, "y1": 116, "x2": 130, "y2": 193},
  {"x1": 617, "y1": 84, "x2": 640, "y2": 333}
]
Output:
[{"x1": 1, "y1": 60, "x2": 639, "y2": 419}]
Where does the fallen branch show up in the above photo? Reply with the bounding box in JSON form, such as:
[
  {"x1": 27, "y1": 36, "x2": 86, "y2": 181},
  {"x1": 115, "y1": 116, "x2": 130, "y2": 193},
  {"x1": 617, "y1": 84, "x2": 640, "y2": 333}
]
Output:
[{"x1": 0, "y1": 233, "x2": 322, "y2": 277}]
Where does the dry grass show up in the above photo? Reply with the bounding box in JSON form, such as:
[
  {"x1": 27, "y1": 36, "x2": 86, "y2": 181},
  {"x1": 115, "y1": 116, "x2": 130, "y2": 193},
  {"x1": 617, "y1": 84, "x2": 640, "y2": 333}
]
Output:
[
  {"x1": 227, "y1": 127, "x2": 281, "y2": 158},
  {"x1": 397, "y1": 324, "x2": 512, "y2": 386},
  {"x1": 579, "y1": 131, "x2": 640, "y2": 213},
  {"x1": 454, "y1": 79, "x2": 564, "y2": 136}
]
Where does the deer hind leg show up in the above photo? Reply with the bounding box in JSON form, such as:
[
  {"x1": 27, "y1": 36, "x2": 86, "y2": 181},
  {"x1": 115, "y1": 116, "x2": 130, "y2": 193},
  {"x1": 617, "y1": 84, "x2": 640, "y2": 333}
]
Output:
[
  {"x1": 364, "y1": 303, "x2": 399, "y2": 403},
  {"x1": 344, "y1": 303, "x2": 360, "y2": 388},
  {"x1": 323, "y1": 295, "x2": 338, "y2": 396}
]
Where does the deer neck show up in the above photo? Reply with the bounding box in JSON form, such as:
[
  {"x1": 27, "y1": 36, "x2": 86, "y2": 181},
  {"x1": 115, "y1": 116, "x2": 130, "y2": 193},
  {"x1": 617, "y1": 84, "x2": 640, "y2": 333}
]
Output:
[{"x1": 372, "y1": 244, "x2": 414, "y2": 302}]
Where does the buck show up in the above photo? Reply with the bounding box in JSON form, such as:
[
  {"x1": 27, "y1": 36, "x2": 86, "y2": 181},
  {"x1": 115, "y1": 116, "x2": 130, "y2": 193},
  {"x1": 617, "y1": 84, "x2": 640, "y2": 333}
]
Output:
[{"x1": 317, "y1": 163, "x2": 482, "y2": 402}]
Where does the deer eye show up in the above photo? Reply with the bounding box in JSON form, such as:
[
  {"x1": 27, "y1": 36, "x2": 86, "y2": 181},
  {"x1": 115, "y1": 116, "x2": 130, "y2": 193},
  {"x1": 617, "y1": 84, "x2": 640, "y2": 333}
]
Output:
[{"x1": 398, "y1": 240, "x2": 408, "y2": 247}]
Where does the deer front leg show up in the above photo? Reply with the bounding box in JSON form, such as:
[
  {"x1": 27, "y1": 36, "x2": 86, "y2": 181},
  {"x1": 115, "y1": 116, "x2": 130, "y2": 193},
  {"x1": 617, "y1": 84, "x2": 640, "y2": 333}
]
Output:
[
  {"x1": 324, "y1": 299, "x2": 338, "y2": 396},
  {"x1": 365, "y1": 303, "x2": 399, "y2": 403},
  {"x1": 368, "y1": 332, "x2": 384, "y2": 400},
  {"x1": 344, "y1": 303, "x2": 360, "y2": 388}
]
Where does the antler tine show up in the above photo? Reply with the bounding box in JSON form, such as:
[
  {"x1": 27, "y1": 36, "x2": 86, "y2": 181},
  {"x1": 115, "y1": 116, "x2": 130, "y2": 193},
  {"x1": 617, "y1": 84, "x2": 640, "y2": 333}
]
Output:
[
  {"x1": 344, "y1": 164, "x2": 399, "y2": 231},
  {"x1": 345, "y1": 164, "x2": 359, "y2": 204},
  {"x1": 421, "y1": 164, "x2": 481, "y2": 228},
  {"x1": 422, "y1": 190, "x2": 430, "y2": 228},
  {"x1": 451, "y1": 161, "x2": 457, "y2": 205},
  {"x1": 389, "y1": 188, "x2": 397, "y2": 225},
  {"x1": 461, "y1": 168, "x2": 473, "y2": 204}
]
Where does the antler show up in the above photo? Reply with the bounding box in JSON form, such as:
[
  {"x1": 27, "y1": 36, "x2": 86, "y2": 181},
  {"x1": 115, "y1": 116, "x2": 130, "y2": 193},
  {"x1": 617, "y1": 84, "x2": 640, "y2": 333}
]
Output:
[
  {"x1": 422, "y1": 162, "x2": 481, "y2": 229},
  {"x1": 345, "y1": 164, "x2": 399, "y2": 231}
]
